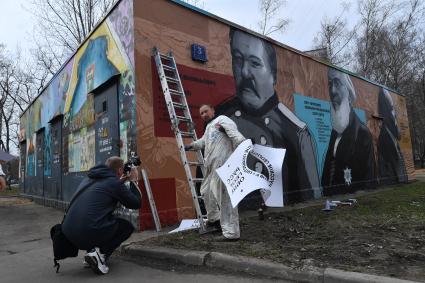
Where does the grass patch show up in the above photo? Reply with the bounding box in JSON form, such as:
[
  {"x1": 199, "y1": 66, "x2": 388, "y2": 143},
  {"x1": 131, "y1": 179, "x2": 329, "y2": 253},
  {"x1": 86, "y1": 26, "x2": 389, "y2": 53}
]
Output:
[
  {"x1": 0, "y1": 184, "x2": 20, "y2": 196},
  {"x1": 144, "y1": 181, "x2": 425, "y2": 281}
]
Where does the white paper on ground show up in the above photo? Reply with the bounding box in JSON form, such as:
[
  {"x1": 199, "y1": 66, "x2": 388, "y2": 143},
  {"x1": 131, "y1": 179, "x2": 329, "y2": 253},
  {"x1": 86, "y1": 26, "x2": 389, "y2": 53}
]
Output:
[{"x1": 168, "y1": 219, "x2": 200, "y2": 233}]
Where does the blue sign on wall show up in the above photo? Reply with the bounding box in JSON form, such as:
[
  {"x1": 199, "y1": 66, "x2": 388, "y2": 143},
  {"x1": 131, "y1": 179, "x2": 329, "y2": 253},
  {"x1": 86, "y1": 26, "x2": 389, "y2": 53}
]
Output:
[
  {"x1": 191, "y1": 44, "x2": 208, "y2": 62},
  {"x1": 294, "y1": 94, "x2": 366, "y2": 179}
]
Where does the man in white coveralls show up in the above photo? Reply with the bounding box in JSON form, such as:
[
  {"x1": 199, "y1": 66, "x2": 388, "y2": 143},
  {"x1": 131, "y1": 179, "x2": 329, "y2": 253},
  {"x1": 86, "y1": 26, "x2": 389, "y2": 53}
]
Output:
[{"x1": 185, "y1": 104, "x2": 245, "y2": 241}]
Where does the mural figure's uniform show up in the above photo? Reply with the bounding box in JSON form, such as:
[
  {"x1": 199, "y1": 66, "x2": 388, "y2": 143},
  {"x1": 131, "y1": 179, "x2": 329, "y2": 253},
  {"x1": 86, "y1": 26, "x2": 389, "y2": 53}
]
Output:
[
  {"x1": 377, "y1": 88, "x2": 408, "y2": 184},
  {"x1": 321, "y1": 110, "x2": 375, "y2": 195},
  {"x1": 217, "y1": 94, "x2": 321, "y2": 204},
  {"x1": 191, "y1": 115, "x2": 245, "y2": 239},
  {"x1": 378, "y1": 126, "x2": 407, "y2": 184}
]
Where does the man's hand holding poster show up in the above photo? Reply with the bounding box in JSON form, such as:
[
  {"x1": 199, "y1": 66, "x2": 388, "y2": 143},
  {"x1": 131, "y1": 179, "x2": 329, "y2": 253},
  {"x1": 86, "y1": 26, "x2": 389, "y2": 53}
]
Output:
[{"x1": 216, "y1": 139, "x2": 285, "y2": 208}]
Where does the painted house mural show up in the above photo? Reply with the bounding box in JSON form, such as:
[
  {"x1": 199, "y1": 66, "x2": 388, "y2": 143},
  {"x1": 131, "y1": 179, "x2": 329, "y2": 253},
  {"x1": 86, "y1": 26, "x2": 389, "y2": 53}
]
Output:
[{"x1": 20, "y1": 0, "x2": 414, "y2": 230}]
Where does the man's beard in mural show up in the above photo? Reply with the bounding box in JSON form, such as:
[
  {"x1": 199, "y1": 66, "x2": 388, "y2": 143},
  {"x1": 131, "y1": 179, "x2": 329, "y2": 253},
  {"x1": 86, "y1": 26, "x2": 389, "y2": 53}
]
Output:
[{"x1": 331, "y1": 96, "x2": 350, "y2": 134}]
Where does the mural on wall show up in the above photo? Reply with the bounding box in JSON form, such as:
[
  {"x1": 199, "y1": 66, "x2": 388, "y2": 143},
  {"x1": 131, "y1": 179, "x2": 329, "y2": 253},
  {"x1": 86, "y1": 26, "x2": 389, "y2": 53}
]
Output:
[
  {"x1": 108, "y1": 0, "x2": 135, "y2": 67},
  {"x1": 216, "y1": 28, "x2": 321, "y2": 204},
  {"x1": 377, "y1": 88, "x2": 408, "y2": 184},
  {"x1": 320, "y1": 68, "x2": 375, "y2": 195},
  {"x1": 68, "y1": 36, "x2": 119, "y2": 116},
  {"x1": 109, "y1": 0, "x2": 136, "y2": 160},
  {"x1": 294, "y1": 94, "x2": 368, "y2": 185},
  {"x1": 149, "y1": 27, "x2": 413, "y2": 207},
  {"x1": 19, "y1": 0, "x2": 135, "y2": 199},
  {"x1": 129, "y1": 0, "x2": 414, "y2": 226}
]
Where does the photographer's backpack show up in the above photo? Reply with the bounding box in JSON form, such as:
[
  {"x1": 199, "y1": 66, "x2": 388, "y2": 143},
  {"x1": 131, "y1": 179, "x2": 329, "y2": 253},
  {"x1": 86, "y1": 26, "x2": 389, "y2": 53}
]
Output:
[{"x1": 50, "y1": 180, "x2": 95, "y2": 272}]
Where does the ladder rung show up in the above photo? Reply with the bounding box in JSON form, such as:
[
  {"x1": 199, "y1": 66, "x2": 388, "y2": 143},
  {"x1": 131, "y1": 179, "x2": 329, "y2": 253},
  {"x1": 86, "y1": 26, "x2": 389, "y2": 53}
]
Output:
[
  {"x1": 160, "y1": 54, "x2": 173, "y2": 60},
  {"x1": 169, "y1": 89, "x2": 183, "y2": 96},
  {"x1": 163, "y1": 65, "x2": 176, "y2": 71},
  {"x1": 180, "y1": 131, "x2": 194, "y2": 137},
  {"x1": 175, "y1": 115, "x2": 190, "y2": 122},
  {"x1": 172, "y1": 102, "x2": 186, "y2": 109},
  {"x1": 187, "y1": 161, "x2": 203, "y2": 166},
  {"x1": 166, "y1": 76, "x2": 179, "y2": 83}
]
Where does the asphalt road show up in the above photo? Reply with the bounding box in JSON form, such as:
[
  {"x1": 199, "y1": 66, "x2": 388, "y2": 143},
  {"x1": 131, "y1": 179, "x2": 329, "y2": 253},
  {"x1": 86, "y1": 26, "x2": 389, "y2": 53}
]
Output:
[{"x1": 0, "y1": 197, "x2": 282, "y2": 283}]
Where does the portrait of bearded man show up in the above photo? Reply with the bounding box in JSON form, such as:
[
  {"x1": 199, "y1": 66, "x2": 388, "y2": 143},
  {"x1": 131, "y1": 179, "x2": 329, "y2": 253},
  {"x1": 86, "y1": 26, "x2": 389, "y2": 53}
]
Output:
[
  {"x1": 321, "y1": 68, "x2": 375, "y2": 195},
  {"x1": 217, "y1": 28, "x2": 321, "y2": 204}
]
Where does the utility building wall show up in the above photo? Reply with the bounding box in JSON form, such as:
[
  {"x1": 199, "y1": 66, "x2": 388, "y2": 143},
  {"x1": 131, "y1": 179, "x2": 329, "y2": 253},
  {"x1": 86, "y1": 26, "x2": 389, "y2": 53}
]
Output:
[
  {"x1": 19, "y1": 0, "x2": 415, "y2": 231},
  {"x1": 19, "y1": 0, "x2": 136, "y2": 203},
  {"x1": 133, "y1": 0, "x2": 414, "y2": 228}
]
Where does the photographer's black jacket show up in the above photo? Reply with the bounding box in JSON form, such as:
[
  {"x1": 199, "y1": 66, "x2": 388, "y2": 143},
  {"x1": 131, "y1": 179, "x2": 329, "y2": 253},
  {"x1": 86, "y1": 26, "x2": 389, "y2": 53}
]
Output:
[{"x1": 62, "y1": 164, "x2": 141, "y2": 250}]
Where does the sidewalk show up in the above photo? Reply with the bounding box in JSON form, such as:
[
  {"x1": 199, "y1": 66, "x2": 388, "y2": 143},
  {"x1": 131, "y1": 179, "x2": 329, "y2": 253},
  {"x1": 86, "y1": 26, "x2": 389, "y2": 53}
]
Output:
[{"x1": 415, "y1": 168, "x2": 425, "y2": 180}]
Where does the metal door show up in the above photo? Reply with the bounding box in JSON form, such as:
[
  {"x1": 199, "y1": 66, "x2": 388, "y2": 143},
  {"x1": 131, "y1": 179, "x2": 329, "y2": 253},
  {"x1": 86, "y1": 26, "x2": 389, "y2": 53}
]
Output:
[
  {"x1": 94, "y1": 80, "x2": 120, "y2": 164},
  {"x1": 35, "y1": 129, "x2": 45, "y2": 197},
  {"x1": 19, "y1": 141, "x2": 26, "y2": 194},
  {"x1": 45, "y1": 118, "x2": 62, "y2": 200}
]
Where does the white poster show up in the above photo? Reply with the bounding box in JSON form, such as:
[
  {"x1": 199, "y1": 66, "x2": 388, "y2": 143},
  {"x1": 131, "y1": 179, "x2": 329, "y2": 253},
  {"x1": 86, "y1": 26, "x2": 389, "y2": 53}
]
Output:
[
  {"x1": 216, "y1": 139, "x2": 285, "y2": 208},
  {"x1": 168, "y1": 219, "x2": 200, "y2": 233}
]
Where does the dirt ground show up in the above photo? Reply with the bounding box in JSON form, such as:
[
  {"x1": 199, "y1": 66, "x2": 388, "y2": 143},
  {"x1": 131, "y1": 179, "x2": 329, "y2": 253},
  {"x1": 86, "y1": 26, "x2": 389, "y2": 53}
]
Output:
[{"x1": 144, "y1": 181, "x2": 425, "y2": 282}]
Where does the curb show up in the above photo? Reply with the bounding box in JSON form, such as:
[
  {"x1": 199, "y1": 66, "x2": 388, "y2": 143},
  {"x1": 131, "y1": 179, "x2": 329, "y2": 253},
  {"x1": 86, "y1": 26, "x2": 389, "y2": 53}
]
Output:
[
  {"x1": 206, "y1": 251, "x2": 323, "y2": 282},
  {"x1": 121, "y1": 244, "x2": 421, "y2": 283},
  {"x1": 323, "y1": 268, "x2": 417, "y2": 283},
  {"x1": 122, "y1": 245, "x2": 208, "y2": 266}
]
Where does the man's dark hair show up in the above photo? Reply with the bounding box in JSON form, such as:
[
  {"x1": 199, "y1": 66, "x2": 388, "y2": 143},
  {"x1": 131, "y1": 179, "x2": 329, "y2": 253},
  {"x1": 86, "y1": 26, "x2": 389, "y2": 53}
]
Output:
[
  {"x1": 105, "y1": 156, "x2": 124, "y2": 175},
  {"x1": 229, "y1": 28, "x2": 277, "y2": 84},
  {"x1": 378, "y1": 87, "x2": 399, "y2": 138}
]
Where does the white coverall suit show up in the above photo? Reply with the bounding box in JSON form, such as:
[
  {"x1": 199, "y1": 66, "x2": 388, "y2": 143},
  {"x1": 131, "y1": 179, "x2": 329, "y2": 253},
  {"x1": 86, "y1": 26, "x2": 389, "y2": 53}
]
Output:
[{"x1": 191, "y1": 115, "x2": 245, "y2": 239}]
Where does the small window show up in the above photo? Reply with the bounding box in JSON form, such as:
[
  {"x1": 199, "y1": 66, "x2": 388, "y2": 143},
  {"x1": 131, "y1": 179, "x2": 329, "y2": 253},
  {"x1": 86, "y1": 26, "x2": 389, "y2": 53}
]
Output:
[{"x1": 102, "y1": 100, "x2": 107, "y2": 112}]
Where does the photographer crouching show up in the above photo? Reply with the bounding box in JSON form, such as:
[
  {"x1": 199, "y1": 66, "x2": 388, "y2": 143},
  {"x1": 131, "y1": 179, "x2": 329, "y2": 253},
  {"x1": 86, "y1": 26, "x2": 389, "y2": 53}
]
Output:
[{"x1": 62, "y1": 156, "x2": 142, "y2": 275}]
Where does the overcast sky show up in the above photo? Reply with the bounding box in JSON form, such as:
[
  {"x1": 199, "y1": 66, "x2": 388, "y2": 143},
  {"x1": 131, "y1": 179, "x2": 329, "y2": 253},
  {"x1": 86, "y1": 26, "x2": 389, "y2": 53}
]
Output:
[
  {"x1": 0, "y1": 0, "x2": 359, "y2": 54},
  {"x1": 204, "y1": 0, "x2": 358, "y2": 51}
]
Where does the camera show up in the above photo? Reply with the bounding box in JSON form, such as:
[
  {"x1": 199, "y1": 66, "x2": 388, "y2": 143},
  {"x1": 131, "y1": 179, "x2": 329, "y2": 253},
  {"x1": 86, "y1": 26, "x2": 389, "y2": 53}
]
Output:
[{"x1": 123, "y1": 155, "x2": 141, "y2": 174}]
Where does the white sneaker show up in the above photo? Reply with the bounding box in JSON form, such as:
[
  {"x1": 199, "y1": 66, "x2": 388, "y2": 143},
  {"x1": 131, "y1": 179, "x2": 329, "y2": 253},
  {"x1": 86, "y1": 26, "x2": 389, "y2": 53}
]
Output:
[{"x1": 84, "y1": 247, "x2": 109, "y2": 275}]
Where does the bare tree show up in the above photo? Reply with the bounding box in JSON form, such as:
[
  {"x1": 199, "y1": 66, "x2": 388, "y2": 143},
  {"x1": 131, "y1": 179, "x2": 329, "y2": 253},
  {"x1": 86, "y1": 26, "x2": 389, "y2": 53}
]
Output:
[
  {"x1": 181, "y1": 0, "x2": 206, "y2": 9},
  {"x1": 257, "y1": 0, "x2": 290, "y2": 36},
  {"x1": 312, "y1": 2, "x2": 356, "y2": 68},
  {"x1": 353, "y1": 0, "x2": 425, "y2": 169},
  {"x1": 354, "y1": 0, "x2": 397, "y2": 78},
  {"x1": 29, "y1": 0, "x2": 117, "y2": 76},
  {"x1": 0, "y1": 45, "x2": 27, "y2": 153},
  {"x1": 381, "y1": 0, "x2": 424, "y2": 89},
  {"x1": 407, "y1": 32, "x2": 425, "y2": 168}
]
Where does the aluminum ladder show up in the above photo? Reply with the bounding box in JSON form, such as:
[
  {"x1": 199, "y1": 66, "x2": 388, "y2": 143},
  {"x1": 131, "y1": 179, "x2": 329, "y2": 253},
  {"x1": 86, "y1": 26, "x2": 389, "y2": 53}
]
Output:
[
  {"x1": 141, "y1": 169, "x2": 161, "y2": 232},
  {"x1": 152, "y1": 47, "x2": 207, "y2": 233}
]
